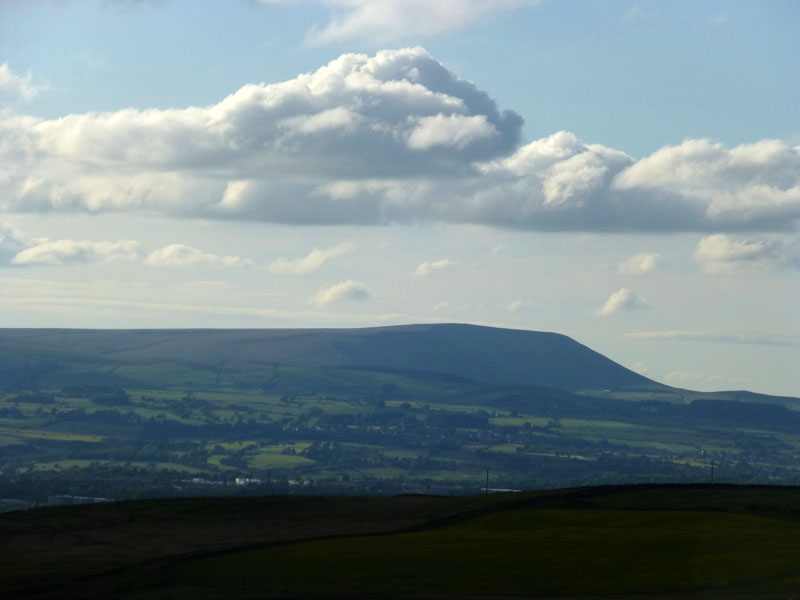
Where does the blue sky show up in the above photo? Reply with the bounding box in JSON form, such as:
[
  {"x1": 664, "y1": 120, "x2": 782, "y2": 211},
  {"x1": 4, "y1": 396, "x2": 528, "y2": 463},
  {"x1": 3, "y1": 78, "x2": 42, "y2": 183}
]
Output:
[{"x1": 1, "y1": 0, "x2": 799, "y2": 396}]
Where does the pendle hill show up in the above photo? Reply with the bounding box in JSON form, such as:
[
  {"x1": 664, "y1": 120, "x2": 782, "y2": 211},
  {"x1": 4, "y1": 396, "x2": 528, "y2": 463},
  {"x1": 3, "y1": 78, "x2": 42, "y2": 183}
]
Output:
[{"x1": 1, "y1": 323, "x2": 657, "y2": 392}]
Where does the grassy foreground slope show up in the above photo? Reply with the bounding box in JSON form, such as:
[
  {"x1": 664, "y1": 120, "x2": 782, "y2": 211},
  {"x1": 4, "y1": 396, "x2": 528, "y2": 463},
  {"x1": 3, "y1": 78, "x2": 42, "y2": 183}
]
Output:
[
  {"x1": 4, "y1": 484, "x2": 800, "y2": 599},
  {"x1": 178, "y1": 508, "x2": 800, "y2": 599}
]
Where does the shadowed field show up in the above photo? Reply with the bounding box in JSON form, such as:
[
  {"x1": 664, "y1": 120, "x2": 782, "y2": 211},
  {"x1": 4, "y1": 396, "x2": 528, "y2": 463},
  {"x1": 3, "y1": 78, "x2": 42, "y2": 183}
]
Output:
[
  {"x1": 173, "y1": 509, "x2": 800, "y2": 599},
  {"x1": 4, "y1": 484, "x2": 800, "y2": 599}
]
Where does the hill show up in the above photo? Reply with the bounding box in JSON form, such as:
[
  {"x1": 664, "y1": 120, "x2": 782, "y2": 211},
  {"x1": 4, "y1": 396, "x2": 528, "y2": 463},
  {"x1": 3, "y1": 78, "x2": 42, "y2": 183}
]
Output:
[
  {"x1": 4, "y1": 484, "x2": 800, "y2": 599},
  {"x1": 0, "y1": 323, "x2": 659, "y2": 392}
]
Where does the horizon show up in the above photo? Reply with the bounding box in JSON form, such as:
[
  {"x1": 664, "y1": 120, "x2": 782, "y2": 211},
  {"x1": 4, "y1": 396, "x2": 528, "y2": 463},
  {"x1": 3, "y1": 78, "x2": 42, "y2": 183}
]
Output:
[{"x1": 1, "y1": 0, "x2": 798, "y2": 396}]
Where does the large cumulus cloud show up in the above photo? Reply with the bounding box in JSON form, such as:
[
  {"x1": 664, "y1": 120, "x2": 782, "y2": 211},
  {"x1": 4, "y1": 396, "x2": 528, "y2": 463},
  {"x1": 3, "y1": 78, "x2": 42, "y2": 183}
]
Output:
[{"x1": 2, "y1": 48, "x2": 799, "y2": 233}]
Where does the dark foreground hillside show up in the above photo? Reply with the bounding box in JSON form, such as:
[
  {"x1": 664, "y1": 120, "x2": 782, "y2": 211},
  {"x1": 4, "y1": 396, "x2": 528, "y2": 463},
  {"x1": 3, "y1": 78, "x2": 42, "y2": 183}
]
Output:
[{"x1": 3, "y1": 484, "x2": 800, "y2": 599}]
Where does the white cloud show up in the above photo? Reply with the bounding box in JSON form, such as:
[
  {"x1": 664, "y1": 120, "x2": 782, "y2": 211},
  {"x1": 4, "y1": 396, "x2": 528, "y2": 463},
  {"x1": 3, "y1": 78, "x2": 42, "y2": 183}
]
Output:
[
  {"x1": 1, "y1": 48, "x2": 521, "y2": 220},
  {"x1": 618, "y1": 252, "x2": 660, "y2": 276},
  {"x1": 692, "y1": 234, "x2": 794, "y2": 273},
  {"x1": 2, "y1": 48, "x2": 799, "y2": 234},
  {"x1": 270, "y1": 243, "x2": 354, "y2": 275},
  {"x1": 407, "y1": 114, "x2": 498, "y2": 150},
  {"x1": 12, "y1": 239, "x2": 139, "y2": 266},
  {"x1": 0, "y1": 63, "x2": 43, "y2": 100},
  {"x1": 596, "y1": 288, "x2": 649, "y2": 317},
  {"x1": 505, "y1": 299, "x2": 523, "y2": 312},
  {"x1": 145, "y1": 244, "x2": 251, "y2": 268},
  {"x1": 611, "y1": 138, "x2": 800, "y2": 231},
  {"x1": 312, "y1": 279, "x2": 370, "y2": 306},
  {"x1": 287, "y1": 0, "x2": 539, "y2": 45},
  {"x1": 413, "y1": 258, "x2": 452, "y2": 277}
]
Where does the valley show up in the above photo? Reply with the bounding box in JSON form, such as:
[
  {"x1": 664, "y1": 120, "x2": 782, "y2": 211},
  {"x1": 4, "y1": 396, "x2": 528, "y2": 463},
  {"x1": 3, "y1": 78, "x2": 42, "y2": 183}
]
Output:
[{"x1": 2, "y1": 324, "x2": 799, "y2": 503}]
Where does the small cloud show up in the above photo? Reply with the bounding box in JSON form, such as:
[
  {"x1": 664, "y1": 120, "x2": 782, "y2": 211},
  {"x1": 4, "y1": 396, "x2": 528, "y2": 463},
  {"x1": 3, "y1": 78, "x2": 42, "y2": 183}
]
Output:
[
  {"x1": 618, "y1": 252, "x2": 660, "y2": 276},
  {"x1": 505, "y1": 300, "x2": 523, "y2": 312},
  {"x1": 145, "y1": 244, "x2": 251, "y2": 268},
  {"x1": 12, "y1": 239, "x2": 139, "y2": 266},
  {"x1": 0, "y1": 62, "x2": 44, "y2": 100},
  {"x1": 413, "y1": 258, "x2": 452, "y2": 277},
  {"x1": 270, "y1": 243, "x2": 354, "y2": 275},
  {"x1": 313, "y1": 280, "x2": 370, "y2": 306},
  {"x1": 433, "y1": 301, "x2": 451, "y2": 311},
  {"x1": 596, "y1": 288, "x2": 649, "y2": 316},
  {"x1": 693, "y1": 234, "x2": 784, "y2": 273}
]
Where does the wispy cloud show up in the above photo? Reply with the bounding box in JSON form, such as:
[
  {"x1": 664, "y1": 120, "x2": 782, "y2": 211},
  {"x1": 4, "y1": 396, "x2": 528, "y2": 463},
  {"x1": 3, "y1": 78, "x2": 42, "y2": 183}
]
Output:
[
  {"x1": 0, "y1": 62, "x2": 44, "y2": 100},
  {"x1": 0, "y1": 276, "x2": 424, "y2": 326},
  {"x1": 103, "y1": 0, "x2": 540, "y2": 45},
  {"x1": 145, "y1": 244, "x2": 252, "y2": 268},
  {"x1": 12, "y1": 239, "x2": 139, "y2": 266},
  {"x1": 663, "y1": 370, "x2": 725, "y2": 387},
  {"x1": 270, "y1": 243, "x2": 354, "y2": 275},
  {"x1": 257, "y1": 0, "x2": 539, "y2": 45},
  {"x1": 625, "y1": 330, "x2": 800, "y2": 347}
]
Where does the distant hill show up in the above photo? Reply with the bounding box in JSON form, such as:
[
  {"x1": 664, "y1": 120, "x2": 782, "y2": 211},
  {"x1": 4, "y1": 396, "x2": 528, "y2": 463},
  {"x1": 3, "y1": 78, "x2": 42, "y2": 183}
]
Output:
[{"x1": 0, "y1": 323, "x2": 658, "y2": 392}]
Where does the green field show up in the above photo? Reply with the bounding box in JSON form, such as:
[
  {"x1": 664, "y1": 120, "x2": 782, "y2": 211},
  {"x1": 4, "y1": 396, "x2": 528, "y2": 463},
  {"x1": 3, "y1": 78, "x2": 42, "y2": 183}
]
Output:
[{"x1": 2, "y1": 374, "x2": 800, "y2": 492}]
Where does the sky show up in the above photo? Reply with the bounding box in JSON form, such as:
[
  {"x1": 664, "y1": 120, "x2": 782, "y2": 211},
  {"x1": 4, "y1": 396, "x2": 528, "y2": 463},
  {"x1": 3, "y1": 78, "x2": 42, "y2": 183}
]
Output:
[{"x1": 1, "y1": 0, "x2": 799, "y2": 396}]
